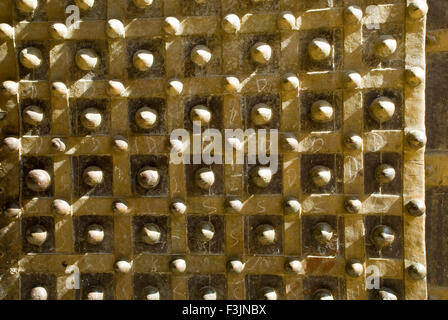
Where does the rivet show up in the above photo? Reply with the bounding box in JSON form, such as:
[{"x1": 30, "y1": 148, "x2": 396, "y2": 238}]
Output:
[
  {"x1": 278, "y1": 11, "x2": 296, "y2": 30},
  {"x1": 308, "y1": 38, "x2": 332, "y2": 61},
  {"x1": 375, "y1": 164, "x2": 395, "y2": 184},
  {"x1": 191, "y1": 45, "x2": 212, "y2": 67},
  {"x1": 135, "y1": 107, "x2": 158, "y2": 129},
  {"x1": 141, "y1": 223, "x2": 162, "y2": 245},
  {"x1": 108, "y1": 80, "x2": 125, "y2": 96},
  {"x1": 310, "y1": 100, "x2": 333, "y2": 123},
  {"x1": 377, "y1": 288, "x2": 397, "y2": 300},
  {"x1": 201, "y1": 287, "x2": 217, "y2": 300},
  {"x1": 345, "y1": 259, "x2": 364, "y2": 277},
  {"x1": 170, "y1": 258, "x2": 186, "y2": 273},
  {"x1": 86, "y1": 286, "x2": 104, "y2": 300},
  {"x1": 313, "y1": 222, "x2": 333, "y2": 243},
  {"x1": 83, "y1": 166, "x2": 104, "y2": 187},
  {"x1": 23, "y1": 105, "x2": 44, "y2": 126},
  {"x1": 281, "y1": 133, "x2": 299, "y2": 152},
  {"x1": 310, "y1": 165, "x2": 331, "y2": 187},
  {"x1": 134, "y1": 0, "x2": 153, "y2": 9},
  {"x1": 75, "y1": 49, "x2": 99, "y2": 71},
  {"x1": 344, "y1": 71, "x2": 362, "y2": 89},
  {"x1": 52, "y1": 199, "x2": 71, "y2": 216},
  {"x1": 49, "y1": 23, "x2": 68, "y2": 40},
  {"x1": 112, "y1": 135, "x2": 128, "y2": 152},
  {"x1": 2, "y1": 137, "x2": 20, "y2": 152},
  {"x1": 75, "y1": 0, "x2": 95, "y2": 11},
  {"x1": 226, "y1": 197, "x2": 243, "y2": 213},
  {"x1": 406, "y1": 129, "x2": 426, "y2": 149},
  {"x1": 26, "y1": 225, "x2": 48, "y2": 246},
  {"x1": 222, "y1": 14, "x2": 240, "y2": 33},
  {"x1": 285, "y1": 259, "x2": 303, "y2": 274},
  {"x1": 344, "y1": 197, "x2": 362, "y2": 214},
  {"x1": 224, "y1": 76, "x2": 240, "y2": 93},
  {"x1": 26, "y1": 169, "x2": 51, "y2": 192},
  {"x1": 256, "y1": 224, "x2": 276, "y2": 245},
  {"x1": 282, "y1": 73, "x2": 299, "y2": 91},
  {"x1": 371, "y1": 225, "x2": 395, "y2": 248},
  {"x1": 166, "y1": 79, "x2": 183, "y2": 96},
  {"x1": 17, "y1": 0, "x2": 38, "y2": 13},
  {"x1": 407, "y1": 262, "x2": 426, "y2": 280},
  {"x1": 250, "y1": 42, "x2": 272, "y2": 65},
  {"x1": 407, "y1": 0, "x2": 428, "y2": 20},
  {"x1": 20, "y1": 47, "x2": 43, "y2": 69},
  {"x1": 163, "y1": 17, "x2": 181, "y2": 35},
  {"x1": 284, "y1": 197, "x2": 301, "y2": 215},
  {"x1": 190, "y1": 105, "x2": 212, "y2": 126},
  {"x1": 81, "y1": 107, "x2": 102, "y2": 130},
  {"x1": 405, "y1": 67, "x2": 425, "y2": 87},
  {"x1": 143, "y1": 286, "x2": 160, "y2": 300},
  {"x1": 51, "y1": 82, "x2": 68, "y2": 96},
  {"x1": 0, "y1": 23, "x2": 14, "y2": 39},
  {"x1": 250, "y1": 103, "x2": 272, "y2": 126},
  {"x1": 1, "y1": 80, "x2": 19, "y2": 96},
  {"x1": 374, "y1": 35, "x2": 397, "y2": 59},
  {"x1": 133, "y1": 50, "x2": 154, "y2": 72},
  {"x1": 344, "y1": 133, "x2": 363, "y2": 150},
  {"x1": 261, "y1": 287, "x2": 278, "y2": 300},
  {"x1": 250, "y1": 166, "x2": 273, "y2": 188},
  {"x1": 113, "y1": 200, "x2": 129, "y2": 214},
  {"x1": 170, "y1": 199, "x2": 187, "y2": 215},
  {"x1": 194, "y1": 168, "x2": 215, "y2": 190},
  {"x1": 3, "y1": 203, "x2": 21, "y2": 218},
  {"x1": 196, "y1": 221, "x2": 215, "y2": 242},
  {"x1": 344, "y1": 5, "x2": 363, "y2": 24},
  {"x1": 227, "y1": 259, "x2": 245, "y2": 273},
  {"x1": 137, "y1": 166, "x2": 160, "y2": 189},
  {"x1": 86, "y1": 224, "x2": 104, "y2": 245},
  {"x1": 30, "y1": 286, "x2": 48, "y2": 300},
  {"x1": 107, "y1": 19, "x2": 125, "y2": 38},
  {"x1": 313, "y1": 289, "x2": 334, "y2": 300},
  {"x1": 405, "y1": 199, "x2": 425, "y2": 217},
  {"x1": 114, "y1": 259, "x2": 132, "y2": 273},
  {"x1": 369, "y1": 96, "x2": 395, "y2": 124}
]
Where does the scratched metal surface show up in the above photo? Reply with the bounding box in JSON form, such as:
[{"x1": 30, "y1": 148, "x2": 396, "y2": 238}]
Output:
[{"x1": 0, "y1": 0, "x2": 427, "y2": 300}]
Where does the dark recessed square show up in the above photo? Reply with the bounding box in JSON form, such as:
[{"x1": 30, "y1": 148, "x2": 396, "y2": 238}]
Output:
[
  {"x1": 181, "y1": 0, "x2": 221, "y2": 16},
  {"x1": 126, "y1": 39, "x2": 165, "y2": 79},
  {"x1": 301, "y1": 215, "x2": 343, "y2": 257},
  {"x1": 20, "y1": 99, "x2": 50, "y2": 136},
  {"x1": 71, "y1": 99, "x2": 110, "y2": 136},
  {"x1": 20, "y1": 273, "x2": 56, "y2": 300},
  {"x1": 298, "y1": 28, "x2": 343, "y2": 72},
  {"x1": 303, "y1": 276, "x2": 345, "y2": 300},
  {"x1": 301, "y1": 154, "x2": 343, "y2": 194},
  {"x1": 21, "y1": 216, "x2": 55, "y2": 254},
  {"x1": 131, "y1": 155, "x2": 169, "y2": 197},
  {"x1": 362, "y1": 25, "x2": 404, "y2": 69},
  {"x1": 133, "y1": 215, "x2": 169, "y2": 254},
  {"x1": 184, "y1": 37, "x2": 222, "y2": 77},
  {"x1": 184, "y1": 96, "x2": 223, "y2": 131},
  {"x1": 129, "y1": 98, "x2": 166, "y2": 134},
  {"x1": 79, "y1": 273, "x2": 114, "y2": 300},
  {"x1": 241, "y1": 34, "x2": 280, "y2": 74},
  {"x1": 245, "y1": 215, "x2": 283, "y2": 255},
  {"x1": 364, "y1": 89, "x2": 403, "y2": 130},
  {"x1": 74, "y1": 215, "x2": 114, "y2": 254},
  {"x1": 185, "y1": 164, "x2": 224, "y2": 196},
  {"x1": 368, "y1": 278, "x2": 404, "y2": 300},
  {"x1": 244, "y1": 157, "x2": 282, "y2": 195},
  {"x1": 364, "y1": 215, "x2": 403, "y2": 259},
  {"x1": 72, "y1": 155, "x2": 113, "y2": 197},
  {"x1": 16, "y1": 42, "x2": 49, "y2": 80},
  {"x1": 242, "y1": 94, "x2": 280, "y2": 130},
  {"x1": 300, "y1": 91, "x2": 342, "y2": 132},
  {"x1": 188, "y1": 274, "x2": 227, "y2": 300},
  {"x1": 126, "y1": 0, "x2": 163, "y2": 18},
  {"x1": 21, "y1": 156, "x2": 53, "y2": 198},
  {"x1": 133, "y1": 273, "x2": 171, "y2": 300},
  {"x1": 70, "y1": 41, "x2": 108, "y2": 80},
  {"x1": 187, "y1": 215, "x2": 224, "y2": 254},
  {"x1": 364, "y1": 152, "x2": 402, "y2": 195},
  {"x1": 245, "y1": 275, "x2": 284, "y2": 300}
]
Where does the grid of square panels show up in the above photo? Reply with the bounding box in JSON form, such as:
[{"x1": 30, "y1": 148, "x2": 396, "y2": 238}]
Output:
[{"x1": 0, "y1": 0, "x2": 427, "y2": 300}]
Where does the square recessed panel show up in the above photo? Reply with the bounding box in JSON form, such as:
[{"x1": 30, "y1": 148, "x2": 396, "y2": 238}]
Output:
[
  {"x1": 362, "y1": 25, "x2": 404, "y2": 69},
  {"x1": 363, "y1": 89, "x2": 403, "y2": 131},
  {"x1": 126, "y1": 39, "x2": 165, "y2": 79},
  {"x1": 185, "y1": 163, "x2": 224, "y2": 196},
  {"x1": 240, "y1": 34, "x2": 280, "y2": 74},
  {"x1": 301, "y1": 215, "x2": 343, "y2": 257},
  {"x1": 184, "y1": 96, "x2": 223, "y2": 131},
  {"x1": 71, "y1": 99, "x2": 110, "y2": 136},
  {"x1": 242, "y1": 94, "x2": 280, "y2": 130},
  {"x1": 70, "y1": 41, "x2": 108, "y2": 80},
  {"x1": 20, "y1": 273, "x2": 56, "y2": 300},
  {"x1": 128, "y1": 98, "x2": 166, "y2": 134},
  {"x1": 184, "y1": 37, "x2": 222, "y2": 77},
  {"x1": 20, "y1": 99, "x2": 50, "y2": 136},
  {"x1": 16, "y1": 42, "x2": 49, "y2": 80},
  {"x1": 300, "y1": 91, "x2": 342, "y2": 132},
  {"x1": 364, "y1": 215, "x2": 403, "y2": 259},
  {"x1": 21, "y1": 156, "x2": 53, "y2": 198}
]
